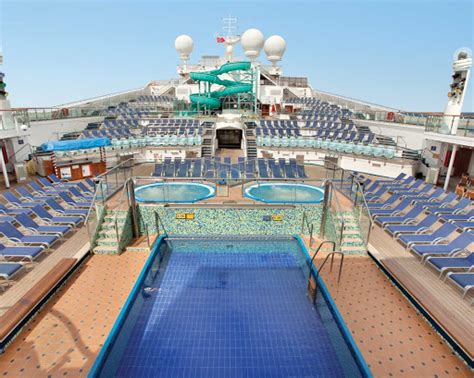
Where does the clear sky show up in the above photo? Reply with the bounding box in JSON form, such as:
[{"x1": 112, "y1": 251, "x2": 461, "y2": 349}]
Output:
[{"x1": 1, "y1": 0, "x2": 472, "y2": 111}]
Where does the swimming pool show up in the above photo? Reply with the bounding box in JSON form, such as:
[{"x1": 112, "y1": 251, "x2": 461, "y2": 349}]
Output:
[
  {"x1": 90, "y1": 236, "x2": 370, "y2": 377},
  {"x1": 134, "y1": 182, "x2": 215, "y2": 203},
  {"x1": 244, "y1": 183, "x2": 325, "y2": 204}
]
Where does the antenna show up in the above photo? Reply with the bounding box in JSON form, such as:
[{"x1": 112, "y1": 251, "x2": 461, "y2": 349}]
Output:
[
  {"x1": 217, "y1": 15, "x2": 241, "y2": 62},
  {"x1": 222, "y1": 15, "x2": 238, "y2": 36}
]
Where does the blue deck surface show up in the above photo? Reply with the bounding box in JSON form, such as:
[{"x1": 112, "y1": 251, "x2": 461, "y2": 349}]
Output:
[{"x1": 101, "y1": 239, "x2": 363, "y2": 377}]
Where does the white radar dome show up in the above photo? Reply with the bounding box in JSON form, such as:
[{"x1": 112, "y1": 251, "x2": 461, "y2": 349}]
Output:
[
  {"x1": 241, "y1": 28, "x2": 264, "y2": 60},
  {"x1": 264, "y1": 35, "x2": 286, "y2": 65},
  {"x1": 175, "y1": 35, "x2": 194, "y2": 60}
]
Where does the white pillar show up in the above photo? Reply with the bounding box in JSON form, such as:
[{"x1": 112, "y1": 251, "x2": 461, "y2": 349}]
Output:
[
  {"x1": 444, "y1": 144, "x2": 458, "y2": 191},
  {"x1": 442, "y1": 50, "x2": 472, "y2": 134},
  {"x1": 0, "y1": 144, "x2": 10, "y2": 189}
]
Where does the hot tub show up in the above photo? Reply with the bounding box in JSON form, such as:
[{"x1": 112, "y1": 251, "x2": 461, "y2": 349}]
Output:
[
  {"x1": 244, "y1": 183, "x2": 324, "y2": 204},
  {"x1": 135, "y1": 182, "x2": 215, "y2": 203}
]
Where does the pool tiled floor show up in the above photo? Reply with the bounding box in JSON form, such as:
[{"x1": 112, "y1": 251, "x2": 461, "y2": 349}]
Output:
[{"x1": 109, "y1": 239, "x2": 364, "y2": 377}]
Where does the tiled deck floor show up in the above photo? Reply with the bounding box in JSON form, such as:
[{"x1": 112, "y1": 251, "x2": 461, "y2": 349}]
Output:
[
  {"x1": 315, "y1": 253, "x2": 472, "y2": 377},
  {"x1": 0, "y1": 250, "x2": 148, "y2": 377}
]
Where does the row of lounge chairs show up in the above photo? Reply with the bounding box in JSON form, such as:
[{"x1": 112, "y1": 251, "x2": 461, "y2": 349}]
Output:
[
  {"x1": 152, "y1": 158, "x2": 308, "y2": 180},
  {"x1": 357, "y1": 173, "x2": 473, "y2": 301},
  {"x1": 0, "y1": 175, "x2": 95, "y2": 291}
]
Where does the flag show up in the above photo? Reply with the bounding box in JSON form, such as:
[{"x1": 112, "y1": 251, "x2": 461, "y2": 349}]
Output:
[{"x1": 216, "y1": 36, "x2": 225, "y2": 43}]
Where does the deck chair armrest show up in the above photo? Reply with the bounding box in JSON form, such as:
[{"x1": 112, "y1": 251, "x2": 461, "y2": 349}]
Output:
[
  {"x1": 448, "y1": 248, "x2": 462, "y2": 256},
  {"x1": 433, "y1": 237, "x2": 448, "y2": 245},
  {"x1": 40, "y1": 217, "x2": 52, "y2": 224},
  {"x1": 453, "y1": 208, "x2": 465, "y2": 214},
  {"x1": 401, "y1": 218, "x2": 415, "y2": 225},
  {"x1": 5, "y1": 203, "x2": 18, "y2": 209},
  {"x1": 415, "y1": 227, "x2": 429, "y2": 235},
  {"x1": 8, "y1": 237, "x2": 22, "y2": 243}
]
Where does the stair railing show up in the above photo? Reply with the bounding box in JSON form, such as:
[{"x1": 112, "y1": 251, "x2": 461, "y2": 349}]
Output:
[{"x1": 306, "y1": 240, "x2": 345, "y2": 305}]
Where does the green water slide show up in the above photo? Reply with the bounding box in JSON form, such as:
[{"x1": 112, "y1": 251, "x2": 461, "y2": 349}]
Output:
[{"x1": 189, "y1": 61, "x2": 253, "y2": 109}]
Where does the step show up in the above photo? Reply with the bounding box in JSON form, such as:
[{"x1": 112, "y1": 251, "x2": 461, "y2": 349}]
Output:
[
  {"x1": 93, "y1": 245, "x2": 120, "y2": 254},
  {"x1": 96, "y1": 237, "x2": 119, "y2": 247}
]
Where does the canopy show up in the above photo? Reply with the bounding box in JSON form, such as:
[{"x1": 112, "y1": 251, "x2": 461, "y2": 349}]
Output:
[{"x1": 40, "y1": 138, "x2": 111, "y2": 152}]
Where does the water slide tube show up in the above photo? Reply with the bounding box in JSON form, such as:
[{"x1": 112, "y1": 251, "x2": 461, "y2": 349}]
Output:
[{"x1": 189, "y1": 61, "x2": 253, "y2": 109}]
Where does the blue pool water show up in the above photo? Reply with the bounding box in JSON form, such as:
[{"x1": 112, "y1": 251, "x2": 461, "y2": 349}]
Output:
[
  {"x1": 134, "y1": 182, "x2": 215, "y2": 203},
  {"x1": 244, "y1": 183, "x2": 324, "y2": 203},
  {"x1": 91, "y1": 237, "x2": 369, "y2": 377}
]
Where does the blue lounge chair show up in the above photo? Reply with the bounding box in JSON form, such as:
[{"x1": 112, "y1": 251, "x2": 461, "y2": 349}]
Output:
[
  {"x1": 0, "y1": 203, "x2": 32, "y2": 216},
  {"x1": 30, "y1": 205, "x2": 82, "y2": 228},
  {"x1": 402, "y1": 187, "x2": 444, "y2": 201},
  {"x1": 425, "y1": 253, "x2": 474, "y2": 277},
  {"x1": 29, "y1": 181, "x2": 66, "y2": 196},
  {"x1": 377, "y1": 205, "x2": 425, "y2": 227},
  {"x1": 396, "y1": 183, "x2": 433, "y2": 197},
  {"x1": 296, "y1": 164, "x2": 307, "y2": 178},
  {"x1": 258, "y1": 159, "x2": 269, "y2": 179},
  {"x1": 453, "y1": 221, "x2": 474, "y2": 231},
  {"x1": 396, "y1": 222, "x2": 457, "y2": 249},
  {"x1": 370, "y1": 198, "x2": 413, "y2": 218},
  {"x1": 68, "y1": 187, "x2": 94, "y2": 201},
  {"x1": 14, "y1": 214, "x2": 72, "y2": 238},
  {"x1": 38, "y1": 177, "x2": 73, "y2": 192},
  {"x1": 2, "y1": 192, "x2": 44, "y2": 208},
  {"x1": 153, "y1": 163, "x2": 163, "y2": 177},
  {"x1": 384, "y1": 176, "x2": 416, "y2": 189},
  {"x1": 430, "y1": 197, "x2": 472, "y2": 215},
  {"x1": 0, "y1": 262, "x2": 24, "y2": 291},
  {"x1": 0, "y1": 243, "x2": 45, "y2": 262},
  {"x1": 366, "y1": 187, "x2": 389, "y2": 202},
  {"x1": 445, "y1": 272, "x2": 474, "y2": 299},
  {"x1": 0, "y1": 215, "x2": 16, "y2": 223},
  {"x1": 15, "y1": 187, "x2": 51, "y2": 202},
  {"x1": 418, "y1": 192, "x2": 458, "y2": 208},
  {"x1": 391, "y1": 180, "x2": 424, "y2": 194},
  {"x1": 0, "y1": 222, "x2": 59, "y2": 248},
  {"x1": 191, "y1": 159, "x2": 202, "y2": 177},
  {"x1": 45, "y1": 199, "x2": 88, "y2": 218},
  {"x1": 385, "y1": 214, "x2": 439, "y2": 237},
  {"x1": 410, "y1": 232, "x2": 474, "y2": 260},
  {"x1": 76, "y1": 182, "x2": 94, "y2": 194},
  {"x1": 57, "y1": 192, "x2": 92, "y2": 208},
  {"x1": 367, "y1": 194, "x2": 400, "y2": 209},
  {"x1": 440, "y1": 209, "x2": 474, "y2": 222},
  {"x1": 48, "y1": 174, "x2": 81, "y2": 187}
]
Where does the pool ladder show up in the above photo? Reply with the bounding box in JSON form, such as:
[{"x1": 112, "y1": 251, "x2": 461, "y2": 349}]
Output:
[{"x1": 307, "y1": 241, "x2": 344, "y2": 304}]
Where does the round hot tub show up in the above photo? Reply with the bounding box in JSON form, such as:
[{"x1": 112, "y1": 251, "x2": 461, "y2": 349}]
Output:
[
  {"x1": 244, "y1": 183, "x2": 324, "y2": 204},
  {"x1": 135, "y1": 182, "x2": 215, "y2": 203}
]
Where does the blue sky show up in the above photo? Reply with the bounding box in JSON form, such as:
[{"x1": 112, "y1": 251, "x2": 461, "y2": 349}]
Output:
[{"x1": 1, "y1": 0, "x2": 472, "y2": 111}]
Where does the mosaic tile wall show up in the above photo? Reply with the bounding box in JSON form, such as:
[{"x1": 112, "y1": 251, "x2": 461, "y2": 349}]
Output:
[{"x1": 137, "y1": 205, "x2": 322, "y2": 237}]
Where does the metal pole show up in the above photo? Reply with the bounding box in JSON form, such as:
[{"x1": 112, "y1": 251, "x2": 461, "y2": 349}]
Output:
[
  {"x1": 320, "y1": 180, "x2": 332, "y2": 239},
  {"x1": 444, "y1": 144, "x2": 458, "y2": 191},
  {"x1": 0, "y1": 142, "x2": 10, "y2": 188},
  {"x1": 127, "y1": 179, "x2": 140, "y2": 238}
]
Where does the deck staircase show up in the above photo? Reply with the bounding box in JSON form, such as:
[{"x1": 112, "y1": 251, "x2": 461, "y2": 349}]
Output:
[
  {"x1": 375, "y1": 135, "x2": 397, "y2": 146},
  {"x1": 201, "y1": 127, "x2": 214, "y2": 158},
  {"x1": 245, "y1": 123, "x2": 257, "y2": 158},
  {"x1": 340, "y1": 211, "x2": 367, "y2": 255},
  {"x1": 93, "y1": 209, "x2": 132, "y2": 254}
]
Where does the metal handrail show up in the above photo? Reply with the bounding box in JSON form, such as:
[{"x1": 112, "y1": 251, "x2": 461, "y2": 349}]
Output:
[
  {"x1": 301, "y1": 211, "x2": 314, "y2": 247},
  {"x1": 309, "y1": 251, "x2": 345, "y2": 304}
]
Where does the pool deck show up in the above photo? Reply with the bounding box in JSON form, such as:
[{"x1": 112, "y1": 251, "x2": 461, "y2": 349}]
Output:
[
  {"x1": 367, "y1": 224, "x2": 474, "y2": 362},
  {"x1": 0, "y1": 235, "x2": 471, "y2": 376},
  {"x1": 310, "y1": 246, "x2": 473, "y2": 377},
  {"x1": 0, "y1": 250, "x2": 148, "y2": 377}
]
